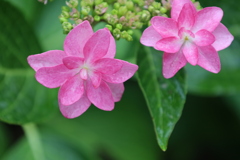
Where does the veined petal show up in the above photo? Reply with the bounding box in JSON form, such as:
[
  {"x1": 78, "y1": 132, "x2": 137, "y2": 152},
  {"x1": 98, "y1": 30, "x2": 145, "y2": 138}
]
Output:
[
  {"x1": 155, "y1": 37, "x2": 183, "y2": 53},
  {"x1": 94, "y1": 58, "x2": 123, "y2": 74},
  {"x1": 59, "y1": 92, "x2": 91, "y2": 119},
  {"x1": 27, "y1": 50, "x2": 66, "y2": 71},
  {"x1": 59, "y1": 74, "x2": 84, "y2": 106},
  {"x1": 106, "y1": 82, "x2": 124, "y2": 102},
  {"x1": 212, "y1": 23, "x2": 234, "y2": 51},
  {"x1": 192, "y1": 7, "x2": 223, "y2": 33},
  {"x1": 162, "y1": 51, "x2": 187, "y2": 79},
  {"x1": 140, "y1": 26, "x2": 162, "y2": 47},
  {"x1": 102, "y1": 60, "x2": 138, "y2": 83},
  {"x1": 178, "y1": 3, "x2": 196, "y2": 30},
  {"x1": 171, "y1": 0, "x2": 193, "y2": 21},
  {"x1": 89, "y1": 71, "x2": 102, "y2": 88},
  {"x1": 64, "y1": 21, "x2": 93, "y2": 57},
  {"x1": 197, "y1": 45, "x2": 221, "y2": 73},
  {"x1": 62, "y1": 56, "x2": 84, "y2": 69},
  {"x1": 151, "y1": 16, "x2": 178, "y2": 38},
  {"x1": 36, "y1": 64, "x2": 77, "y2": 88},
  {"x1": 83, "y1": 29, "x2": 110, "y2": 63},
  {"x1": 194, "y1": 29, "x2": 215, "y2": 46},
  {"x1": 86, "y1": 80, "x2": 114, "y2": 111},
  {"x1": 182, "y1": 42, "x2": 198, "y2": 65},
  {"x1": 103, "y1": 34, "x2": 116, "y2": 58}
]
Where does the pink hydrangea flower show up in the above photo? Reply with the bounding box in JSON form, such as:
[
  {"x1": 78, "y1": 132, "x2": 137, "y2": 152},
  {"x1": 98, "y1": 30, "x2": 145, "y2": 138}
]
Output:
[
  {"x1": 27, "y1": 21, "x2": 138, "y2": 118},
  {"x1": 141, "y1": 0, "x2": 234, "y2": 78}
]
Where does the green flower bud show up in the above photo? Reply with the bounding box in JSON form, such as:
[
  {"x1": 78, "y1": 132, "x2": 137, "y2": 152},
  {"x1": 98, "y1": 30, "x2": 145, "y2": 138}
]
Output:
[
  {"x1": 148, "y1": 6, "x2": 154, "y2": 12},
  {"x1": 152, "y1": 10, "x2": 161, "y2": 16},
  {"x1": 133, "y1": 21, "x2": 143, "y2": 29},
  {"x1": 126, "y1": 1, "x2": 134, "y2": 10},
  {"x1": 118, "y1": 6, "x2": 128, "y2": 16},
  {"x1": 62, "y1": 6, "x2": 70, "y2": 12},
  {"x1": 105, "y1": 24, "x2": 112, "y2": 31},
  {"x1": 140, "y1": 10, "x2": 150, "y2": 22},
  {"x1": 59, "y1": 16, "x2": 68, "y2": 23},
  {"x1": 66, "y1": 0, "x2": 78, "y2": 8},
  {"x1": 62, "y1": 22, "x2": 73, "y2": 32},
  {"x1": 95, "y1": 0, "x2": 103, "y2": 5},
  {"x1": 126, "y1": 35, "x2": 133, "y2": 41},
  {"x1": 62, "y1": 11, "x2": 70, "y2": 18},
  {"x1": 127, "y1": 30, "x2": 133, "y2": 35},
  {"x1": 113, "y1": 28, "x2": 121, "y2": 39},
  {"x1": 72, "y1": 12, "x2": 79, "y2": 19},
  {"x1": 94, "y1": 15, "x2": 101, "y2": 21},
  {"x1": 121, "y1": 31, "x2": 128, "y2": 39},
  {"x1": 81, "y1": 6, "x2": 91, "y2": 16},
  {"x1": 152, "y1": 2, "x2": 161, "y2": 9},
  {"x1": 111, "y1": 9, "x2": 118, "y2": 15},
  {"x1": 160, "y1": 7, "x2": 167, "y2": 14},
  {"x1": 116, "y1": 24, "x2": 123, "y2": 30},
  {"x1": 103, "y1": 13, "x2": 111, "y2": 20},
  {"x1": 113, "y1": 2, "x2": 120, "y2": 9}
]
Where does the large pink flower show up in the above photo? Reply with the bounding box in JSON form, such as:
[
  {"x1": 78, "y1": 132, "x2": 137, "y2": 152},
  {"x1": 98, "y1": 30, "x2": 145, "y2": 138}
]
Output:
[
  {"x1": 27, "y1": 21, "x2": 138, "y2": 118},
  {"x1": 141, "y1": 0, "x2": 234, "y2": 78}
]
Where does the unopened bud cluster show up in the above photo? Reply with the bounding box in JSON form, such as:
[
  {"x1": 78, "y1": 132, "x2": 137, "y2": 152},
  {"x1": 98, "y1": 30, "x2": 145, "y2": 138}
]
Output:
[{"x1": 58, "y1": 0, "x2": 200, "y2": 41}]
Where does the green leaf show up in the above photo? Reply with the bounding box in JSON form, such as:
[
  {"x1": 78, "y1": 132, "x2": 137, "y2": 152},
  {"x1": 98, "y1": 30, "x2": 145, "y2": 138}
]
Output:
[
  {"x1": 0, "y1": 1, "x2": 58, "y2": 124},
  {"x1": 1, "y1": 130, "x2": 85, "y2": 160},
  {"x1": 136, "y1": 46, "x2": 187, "y2": 151},
  {"x1": 0, "y1": 122, "x2": 10, "y2": 158}
]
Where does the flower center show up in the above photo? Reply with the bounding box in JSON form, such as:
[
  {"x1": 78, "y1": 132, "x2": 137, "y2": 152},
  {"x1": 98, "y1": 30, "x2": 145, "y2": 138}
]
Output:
[
  {"x1": 80, "y1": 68, "x2": 88, "y2": 80},
  {"x1": 179, "y1": 27, "x2": 195, "y2": 42}
]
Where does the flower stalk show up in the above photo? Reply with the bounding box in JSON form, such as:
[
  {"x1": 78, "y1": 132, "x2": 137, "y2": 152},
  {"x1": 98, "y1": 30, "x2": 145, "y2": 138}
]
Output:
[{"x1": 22, "y1": 123, "x2": 45, "y2": 160}]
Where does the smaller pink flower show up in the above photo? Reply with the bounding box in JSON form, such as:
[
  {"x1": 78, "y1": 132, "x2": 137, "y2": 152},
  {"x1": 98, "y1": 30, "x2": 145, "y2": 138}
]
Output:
[
  {"x1": 141, "y1": 0, "x2": 234, "y2": 78},
  {"x1": 27, "y1": 21, "x2": 138, "y2": 118}
]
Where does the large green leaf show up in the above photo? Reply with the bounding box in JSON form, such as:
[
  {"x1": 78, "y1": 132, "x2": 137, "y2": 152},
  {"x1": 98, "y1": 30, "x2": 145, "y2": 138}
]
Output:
[
  {"x1": 0, "y1": 1, "x2": 58, "y2": 124},
  {"x1": 1, "y1": 130, "x2": 85, "y2": 160},
  {"x1": 136, "y1": 46, "x2": 187, "y2": 151}
]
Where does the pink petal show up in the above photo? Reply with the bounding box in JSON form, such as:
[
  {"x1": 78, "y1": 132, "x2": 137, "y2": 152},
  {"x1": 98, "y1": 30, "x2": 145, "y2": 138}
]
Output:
[
  {"x1": 140, "y1": 26, "x2": 162, "y2": 47},
  {"x1": 62, "y1": 56, "x2": 84, "y2": 69},
  {"x1": 102, "y1": 60, "x2": 138, "y2": 83},
  {"x1": 59, "y1": 92, "x2": 91, "y2": 119},
  {"x1": 151, "y1": 16, "x2": 178, "y2": 38},
  {"x1": 194, "y1": 29, "x2": 215, "y2": 46},
  {"x1": 171, "y1": 0, "x2": 193, "y2": 21},
  {"x1": 162, "y1": 50, "x2": 187, "y2": 79},
  {"x1": 36, "y1": 64, "x2": 77, "y2": 88},
  {"x1": 58, "y1": 74, "x2": 84, "y2": 106},
  {"x1": 94, "y1": 58, "x2": 123, "y2": 74},
  {"x1": 197, "y1": 46, "x2": 221, "y2": 73},
  {"x1": 103, "y1": 33, "x2": 116, "y2": 58},
  {"x1": 106, "y1": 82, "x2": 124, "y2": 102},
  {"x1": 177, "y1": 3, "x2": 196, "y2": 30},
  {"x1": 64, "y1": 21, "x2": 94, "y2": 57},
  {"x1": 83, "y1": 29, "x2": 110, "y2": 63},
  {"x1": 86, "y1": 80, "x2": 114, "y2": 111},
  {"x1": 191, "y1": 7, "x2": 223, "y2": 33},
  {"x1": 182, "y1": 42, "x2": 198, "y2": 65},
  {"x1": 89, "y1": 71, "x2": 102, "y2": 88},
  {"x1": 212, "y1": 23, "x2": 234, "y2": 51},
  {"x1": 27, "y1": 50, "x2": 66, "y2": 71},
  {"x1": 155, "y1": 37, "x2": 183, "y2": 53}
]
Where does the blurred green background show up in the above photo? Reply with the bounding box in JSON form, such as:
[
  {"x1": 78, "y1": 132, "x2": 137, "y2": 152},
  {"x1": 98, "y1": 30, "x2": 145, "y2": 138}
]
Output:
[{"x1": 0, "y1": 0, "x2": 240, "y2": 159}]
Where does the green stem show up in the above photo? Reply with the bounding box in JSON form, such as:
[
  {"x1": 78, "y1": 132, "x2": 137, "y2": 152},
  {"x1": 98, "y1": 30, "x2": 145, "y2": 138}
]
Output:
[{"x1": 22, "y1": 123, "x2": 45, "y2": 160}]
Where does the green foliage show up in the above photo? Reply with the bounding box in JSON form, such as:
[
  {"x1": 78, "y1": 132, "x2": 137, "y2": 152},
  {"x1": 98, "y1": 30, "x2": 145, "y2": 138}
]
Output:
[
  {"x1": 0, "y1": 1, "x2": 58, "y2": 124},
  {"x1": 136, "y1": 46, "x2": 187, "y2": 151},
  {"x1": 1, "y1": 130, "x2": 84, "y2": 160}
]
